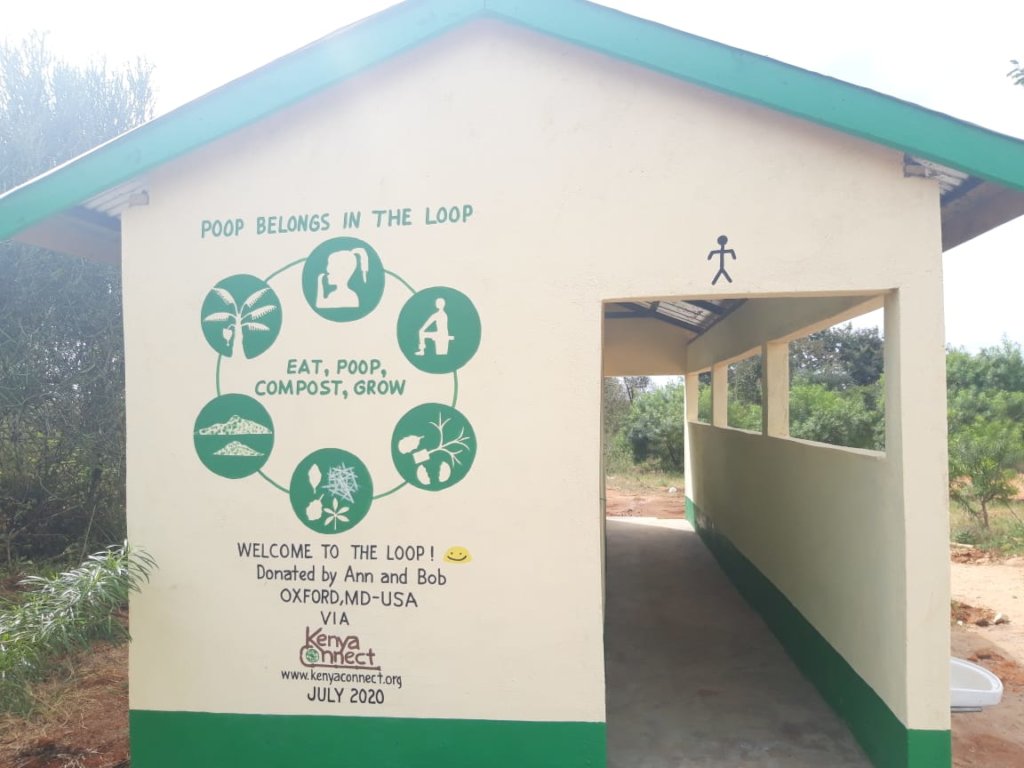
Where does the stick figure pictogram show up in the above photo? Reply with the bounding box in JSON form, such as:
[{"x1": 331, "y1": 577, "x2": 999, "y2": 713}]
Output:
[{"x1": 707, "y1": 235, "x2": 736, "y2": 286}]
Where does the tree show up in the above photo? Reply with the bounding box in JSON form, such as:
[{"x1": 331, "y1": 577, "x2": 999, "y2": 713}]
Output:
[
  {"x1": 946, "y1": 341, "x2": 1024, "y2": 447},
  {"x1": 602, "y1": 378, "x2": 631, "y2": 469},
  {"x1": 729, "y1": 356, "x2": 762, "y2": 406},
  {"x1": 947, "y1": 339, "x2": 1024, "y2": 407},
  {"x1": 789, "y1": 381, "x2": 883, "y2": 450},
  {"x1": 945, "y1": 340, "x2": 1024, "y2": 528},
  {"x1": 1009, "y1": 59, "x2": 1024, "y2": 87},
  {"x1": 623, "y1": 381, "x2": 685, "y2": 470},
  {"x1": 949, "y1": 420, "x2": 1022, "y2": 529},
  {"x1": 622, "y1": 376, "x2": 652, "y2": 404},
  {"x1": 717, "y1": 326, "x2": 884, "y2": 447},
  {"x1": 697, "y1": 371, "x2": 712, "y2": 422},
  {"x1": 789, "y1": 324, "x2": 884, "y2": 389},
  {"x1": 0, "y1": 35, "x2": 153, "y2": 562},
  {"x1": 1, "y1": 34, "x2": 152, "y2": 186}
]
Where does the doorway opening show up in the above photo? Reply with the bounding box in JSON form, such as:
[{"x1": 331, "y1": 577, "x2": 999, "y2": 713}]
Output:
[{"x1": 601, "y1": 293, "x2": 886, "y2": 767}]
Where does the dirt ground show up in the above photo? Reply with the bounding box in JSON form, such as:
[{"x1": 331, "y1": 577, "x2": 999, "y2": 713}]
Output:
[
  {"x1": 950, "y1": 551, "x2": 1024, "y2": 767},
  {"x1": 0, "y1": 486, "x2": 1020, "y2": 767},
  {"x1": 605, "y1": 485, "x2": 686, "y2": 519},
  {"x1": 0, "y1": 642, "x2": 128, "y2": 768}
]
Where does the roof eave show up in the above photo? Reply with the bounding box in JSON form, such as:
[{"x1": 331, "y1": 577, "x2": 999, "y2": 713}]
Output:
[
  {"x1": 13, "y1": 207, "x2": 121, "y2": 264},
  {"x1": 3, "y1": 0, "x2": 1024, "y2": 250},
  {"x1": 941, "y1": 181, "x2": 1024, "y2": 251},
  {"x1": 0, "y1": 0, "x2": 483, "y2": 241}
]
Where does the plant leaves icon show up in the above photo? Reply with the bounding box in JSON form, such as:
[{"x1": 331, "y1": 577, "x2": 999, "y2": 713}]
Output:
[{"x1": 308, "y1": 464, "x2": 322, "y2": 493}]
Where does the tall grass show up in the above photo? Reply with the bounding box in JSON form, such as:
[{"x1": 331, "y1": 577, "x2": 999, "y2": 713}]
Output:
[
  {"x1": 0, "y1": 543, "x2": 155, "y2": 714},
  {"x1": 606, "y1": 465, "x2": 685, "y2": 495},
  {"x1": 950, "y1": 500, "x2": 1024, "y2": 557}
]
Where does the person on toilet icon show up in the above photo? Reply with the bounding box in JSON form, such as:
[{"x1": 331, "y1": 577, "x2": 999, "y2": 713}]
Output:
[
  {"x1": 416, "y1": 298, "x2": 453, "y2": 356},
  {"x1": 316, "y1": 248, "x2": 368, "y2": 309}
]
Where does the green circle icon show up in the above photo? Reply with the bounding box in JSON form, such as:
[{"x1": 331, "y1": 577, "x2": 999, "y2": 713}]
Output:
[
  {"x1": 194, "y1": 394, "x2": 275, "y2": 479},
  {"x1": 201, "y1": 274, "x2": 282, "y2": 359},
  {"x1": 391, "y1": 403, "x2": 476, "y2": 491},
  {"x1": 397, "y1": 287, "x2": 480, "y2": 373},
  {"x1": 302, "y1": 237, "x2": 385, "y2": 323},
  {"x1": 290, "y1": 448, "x2": 374, "y2": 533}
]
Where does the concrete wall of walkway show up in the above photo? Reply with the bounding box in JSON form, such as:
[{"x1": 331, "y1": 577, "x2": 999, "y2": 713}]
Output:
[
  {"x1": 688, "y1": 426, "x2": 902, "y2": 708},
  {"x1": 682, "y1": 290, "x2": 951, "y2": 766}
]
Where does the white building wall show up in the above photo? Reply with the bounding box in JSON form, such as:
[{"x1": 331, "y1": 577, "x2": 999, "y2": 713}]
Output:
[{"x1": 121, "y1": 18, "x2": 945, "y2": 731}]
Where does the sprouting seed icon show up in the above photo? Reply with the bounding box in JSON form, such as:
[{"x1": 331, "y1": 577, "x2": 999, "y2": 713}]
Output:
[{"x1": 397, "y1": 411, "x2": 472, "y2": 486}]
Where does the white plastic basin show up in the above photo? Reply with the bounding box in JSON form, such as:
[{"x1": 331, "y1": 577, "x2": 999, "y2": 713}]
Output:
[{"x1": 950, "y1": 657, "x2": 1003, "y2": 709}]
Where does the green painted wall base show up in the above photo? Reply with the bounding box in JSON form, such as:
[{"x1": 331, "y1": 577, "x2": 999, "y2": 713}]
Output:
[
  {"x1": 130, "y1": 710, "x2": 605, "y2": 767},
  {"x1": 687, "y1": 497, "x2": 951, "y2": 768}
]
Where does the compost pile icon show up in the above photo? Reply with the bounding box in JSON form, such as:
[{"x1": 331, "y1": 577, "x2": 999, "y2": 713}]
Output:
[{"x1": 193, "y1": 236, "x2": 480, "y2": 534}]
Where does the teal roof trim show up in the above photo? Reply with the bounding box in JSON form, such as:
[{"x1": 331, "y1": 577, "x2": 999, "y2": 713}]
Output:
[
  {"x1": 3, "y1": 0, "x2": 1024, "y2": 241},
  {"x1": 488, "y1": 0, "x2": 1024, "y2": 187},
  {"x1": 0, "y1": 0, "x2": 480, "y2": 240}
]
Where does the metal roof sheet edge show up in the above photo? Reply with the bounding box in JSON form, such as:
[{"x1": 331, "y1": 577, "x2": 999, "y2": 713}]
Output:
[{"x1": 2, "y1": 0, "x2": 1024, "y2": 242}]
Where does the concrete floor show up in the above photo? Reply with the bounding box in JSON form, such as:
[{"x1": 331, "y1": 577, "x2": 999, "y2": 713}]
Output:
[{"x1": 604, "y1": 517, "x2": 873, "y2": 768}]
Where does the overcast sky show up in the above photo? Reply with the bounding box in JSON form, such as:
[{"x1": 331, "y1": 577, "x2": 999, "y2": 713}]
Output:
[{"x1": 5, "y1": 0, "x2": 1023, "y2": 350}]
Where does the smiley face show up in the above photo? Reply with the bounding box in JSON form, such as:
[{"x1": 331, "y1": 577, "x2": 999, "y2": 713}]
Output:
[{"x1": 443, "y1": 546, "x2": 472, "y2": 564}]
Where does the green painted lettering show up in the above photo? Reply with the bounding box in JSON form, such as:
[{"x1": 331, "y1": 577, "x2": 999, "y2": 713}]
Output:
[
  {"x1": 287, "y1": 359, "x2": 324, "y2": 375},
  {"x1": 371, "y1": 208, "x2": 412, "y2": 227},
  {"x1": 201, "y1": 218, "x2": 245, "y2": 238},
  {"x1": 425, "y1": 204, "x2": 473, "y2": 225}
]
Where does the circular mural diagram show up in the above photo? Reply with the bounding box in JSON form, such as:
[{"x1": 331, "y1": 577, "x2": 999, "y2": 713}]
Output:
[{"x1": 193, "y1": 235, "x2": 480, "y2": 534}]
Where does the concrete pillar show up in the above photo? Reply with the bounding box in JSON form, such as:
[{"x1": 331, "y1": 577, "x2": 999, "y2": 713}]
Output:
[
  {"x1": 711, "y1": 362, "x2": 728, "y2": 427},
  {"x1": 683, "y1": 373, "x2": 700, "y2": 506},
  {"x1": 684, "y1": 373, "x2": 700, "y2": 423},
  {"x1": 885, "y1": 284, "x2": 951, "y2": 733},
  {"x1": 762, "y1": 341, "x2": 790, "y2": 437}
]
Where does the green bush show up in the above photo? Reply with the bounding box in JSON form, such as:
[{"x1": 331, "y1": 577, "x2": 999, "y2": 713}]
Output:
[
  {"x1": 0, "y1": 543, "x2": 155, "y2": 713},
  {"x1": 603, "y1": 432, "x2": 635, "y2": 475},
  {"x1": 727, "y1": 400, "x2": 762, "y2": 431},
  {"x1": 623, "y1": 381, "x2": 685, "y2": 471},
  {"x1": 789, "y1": 382, "x2": 883, "y2": 450},
  {"x1": 0, "y1": 36, "x2": 154, "y2": 563}
]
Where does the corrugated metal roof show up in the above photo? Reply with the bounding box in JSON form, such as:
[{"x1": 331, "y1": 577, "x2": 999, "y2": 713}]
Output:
[
  {"x1": 84, "y1": 179, "x2": 149, "y2": 218},
  {"x1": 905, "y1": 155, "x2": 978, "y2": 199},
  {"x1": 604, "y1": 299, "x2": 744, "y2": 337}
]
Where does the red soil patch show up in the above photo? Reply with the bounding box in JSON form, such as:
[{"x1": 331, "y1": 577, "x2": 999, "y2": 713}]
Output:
[
  {"x1": 966, "y1": 649, "x2": 1024, "y2": 689},
  {"x1": 952, "y1": 631, "x2": 1024, "y2": 768},
  {"x1": 0, "y1": 643, "x2": 128, "y2": 768},
  {"x1": 605, "y1": 486, "x2": 685, "y2": 519},
  {"x1": 951, "y1": 546, "x2": 995, "y2": 564},
  {"x1": 952, "y1": 600, "x2": 1011, "y2": 628}
]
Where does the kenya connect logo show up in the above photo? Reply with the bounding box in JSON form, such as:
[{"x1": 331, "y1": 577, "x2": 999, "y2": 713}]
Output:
[{"x1": 300, "y1": 627, "x2": 380, "y2": 670}]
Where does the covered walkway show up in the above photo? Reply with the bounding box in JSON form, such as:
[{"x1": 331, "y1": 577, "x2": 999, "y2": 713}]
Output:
[{"x1": 605, "y1": 517, "x2": 872, "y2": 767}]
